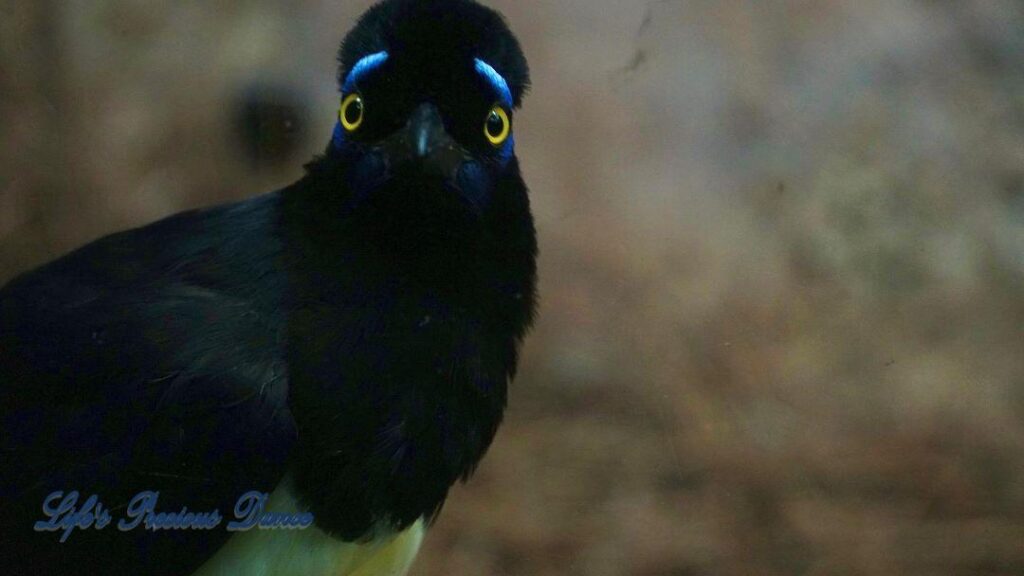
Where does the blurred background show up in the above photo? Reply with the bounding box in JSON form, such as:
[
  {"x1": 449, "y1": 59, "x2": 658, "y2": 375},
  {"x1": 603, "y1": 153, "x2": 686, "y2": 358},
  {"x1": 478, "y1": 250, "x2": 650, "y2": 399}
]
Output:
[{"x1": 2, "y1": 0, "x2": 1023, "y2": 574}]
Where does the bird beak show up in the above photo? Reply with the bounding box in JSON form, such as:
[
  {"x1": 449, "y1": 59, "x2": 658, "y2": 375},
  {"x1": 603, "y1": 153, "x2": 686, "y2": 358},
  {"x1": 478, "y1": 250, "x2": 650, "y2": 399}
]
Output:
[{"x1": 384, "y1": 102, "x2": 468, "y2": 178}]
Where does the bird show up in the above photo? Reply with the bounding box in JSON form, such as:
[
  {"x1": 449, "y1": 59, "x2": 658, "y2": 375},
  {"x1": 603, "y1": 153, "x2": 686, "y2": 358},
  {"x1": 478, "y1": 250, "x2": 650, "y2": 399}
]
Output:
[{"x1": 0, "y1": 1, "x2": 536, "y2": 574}]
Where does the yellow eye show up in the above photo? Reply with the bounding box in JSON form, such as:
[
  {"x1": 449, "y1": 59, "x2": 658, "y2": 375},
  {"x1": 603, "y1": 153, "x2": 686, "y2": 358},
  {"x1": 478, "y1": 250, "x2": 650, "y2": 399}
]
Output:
[
  {"x1": 340, "y1": 93, "x2": 364, "y2": 132},
  {"x1": 484, "y1": 105, "x2": 510, "y2": 146}
]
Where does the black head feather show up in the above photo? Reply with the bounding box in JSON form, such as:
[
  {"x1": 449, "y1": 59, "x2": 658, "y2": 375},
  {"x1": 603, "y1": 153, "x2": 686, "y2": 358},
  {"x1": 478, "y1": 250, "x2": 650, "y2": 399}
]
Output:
[
  {"x1": 339, "y1": 0, "x2": 530, "y2": 107},
  {"x1": 296, "y1": 0, "x2": 535, "y2": 270}
]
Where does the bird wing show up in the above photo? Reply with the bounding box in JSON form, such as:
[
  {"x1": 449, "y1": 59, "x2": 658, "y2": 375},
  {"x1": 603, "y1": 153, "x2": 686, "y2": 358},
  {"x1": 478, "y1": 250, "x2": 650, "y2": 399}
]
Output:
[{"x1": 0, "y1": 273, "x2": 296, "y2": 576}]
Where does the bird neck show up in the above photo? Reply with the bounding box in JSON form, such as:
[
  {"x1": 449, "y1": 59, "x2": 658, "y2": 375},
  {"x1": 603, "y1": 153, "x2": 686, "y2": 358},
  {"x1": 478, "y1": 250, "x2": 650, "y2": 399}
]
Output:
[
  {"x1": 275, "y1": 154, "x2": 537, "y2": 539},
  {"x1": 280, "y1": 153, "x2": 537, "y2": 326}
]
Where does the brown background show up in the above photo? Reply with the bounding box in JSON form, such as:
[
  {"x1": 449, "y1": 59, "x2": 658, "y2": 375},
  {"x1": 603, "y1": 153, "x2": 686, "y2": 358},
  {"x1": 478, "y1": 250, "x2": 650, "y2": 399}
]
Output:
[{"x1": 2, "y1": 1, "x2": 1024, "y2": 574}]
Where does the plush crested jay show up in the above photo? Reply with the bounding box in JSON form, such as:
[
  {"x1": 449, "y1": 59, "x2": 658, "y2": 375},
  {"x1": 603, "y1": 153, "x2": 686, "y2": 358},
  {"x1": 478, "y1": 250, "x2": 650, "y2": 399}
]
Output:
[{"x1": 0, "y1": 0, "x2": 536, "y2": 574}]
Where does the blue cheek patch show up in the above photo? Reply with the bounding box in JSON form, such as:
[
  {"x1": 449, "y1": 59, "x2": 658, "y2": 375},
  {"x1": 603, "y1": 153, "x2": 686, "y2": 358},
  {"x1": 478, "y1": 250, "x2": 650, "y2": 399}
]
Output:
[
  {"x1": 495, "y1": 134, "x2": 514, "y2": 165},
  {"x1": 333, "y1": 51, "x2": 389, "y2": 149},
  {"x1": 332, "y1": 121, "x2": 346, "y2": 149},
  {"x1": 331, "y1": 122, "x2": 346, "y2": 150},
  {"x1": 455, "y1": 161, "x2": 494, "y2": 215},
  {"x1": 341, "y1": 150, "x2": 389, "y2": 214}
]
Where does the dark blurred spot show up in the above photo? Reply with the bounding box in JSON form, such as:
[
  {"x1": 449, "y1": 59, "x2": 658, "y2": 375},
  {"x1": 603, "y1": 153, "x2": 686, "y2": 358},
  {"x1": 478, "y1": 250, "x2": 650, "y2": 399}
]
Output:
[
  {"x1": 616, "y1": 0, "x2": 683, "y2": 79},
  {"x1": 231, "y1": 83, "x2": 309, "y2": 167},
  {"x1": 621, "y1": 50, "x2": 648, "y2": 75},
  {"x1": 658, "y1": 465, "x2": 707, "y2": 491}
]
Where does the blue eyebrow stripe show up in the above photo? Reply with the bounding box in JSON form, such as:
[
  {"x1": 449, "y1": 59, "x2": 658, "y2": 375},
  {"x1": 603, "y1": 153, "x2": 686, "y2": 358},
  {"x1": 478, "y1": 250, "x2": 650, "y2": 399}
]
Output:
[
  {"x1": 474, "y1": 58, "x2": 513, "y2": 107},
  {"x1": 343, "y1": 51, "x2": 389, "y2": 93}
]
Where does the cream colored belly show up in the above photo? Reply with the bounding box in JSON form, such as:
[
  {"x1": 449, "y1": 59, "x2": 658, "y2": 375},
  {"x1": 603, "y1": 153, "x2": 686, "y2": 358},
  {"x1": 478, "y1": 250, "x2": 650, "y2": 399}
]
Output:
[{"x1": 191, "y1": 480, "x2": 425, "y2": 576}]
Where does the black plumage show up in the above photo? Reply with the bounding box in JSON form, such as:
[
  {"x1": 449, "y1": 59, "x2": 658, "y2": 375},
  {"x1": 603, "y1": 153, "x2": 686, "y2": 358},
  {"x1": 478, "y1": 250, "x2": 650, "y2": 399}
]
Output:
[{"x1": 0, "y1": 1, "x2": 535, "y2": 574}]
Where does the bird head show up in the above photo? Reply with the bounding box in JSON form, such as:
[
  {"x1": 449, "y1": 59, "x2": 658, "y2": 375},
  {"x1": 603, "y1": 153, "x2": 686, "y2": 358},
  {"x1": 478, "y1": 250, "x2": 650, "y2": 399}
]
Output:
[{"x1": 319, "y1": 0, "x2": 530, "y2": 232}]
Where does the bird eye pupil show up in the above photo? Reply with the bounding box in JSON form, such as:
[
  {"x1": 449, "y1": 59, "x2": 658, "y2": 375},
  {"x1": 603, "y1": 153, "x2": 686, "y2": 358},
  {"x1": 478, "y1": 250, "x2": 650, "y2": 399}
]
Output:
[
  {"x1": 344, "y1": 99, "x2": 363, "y2": 125},
  {"x1": 486, "y1": 111, "x2": 504, "y2": 136}
]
